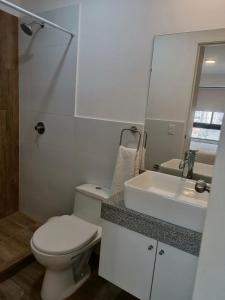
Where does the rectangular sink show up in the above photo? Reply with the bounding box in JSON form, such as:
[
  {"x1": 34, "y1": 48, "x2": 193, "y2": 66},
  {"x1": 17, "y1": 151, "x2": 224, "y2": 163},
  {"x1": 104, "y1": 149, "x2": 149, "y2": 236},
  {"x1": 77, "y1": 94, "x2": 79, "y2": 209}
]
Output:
[
  {"x1": 124, "y1": 171, "x2": 208, "y2": 232},
  {"x1": 160, "y1": 159, "x2": 213, "y2": 183}
]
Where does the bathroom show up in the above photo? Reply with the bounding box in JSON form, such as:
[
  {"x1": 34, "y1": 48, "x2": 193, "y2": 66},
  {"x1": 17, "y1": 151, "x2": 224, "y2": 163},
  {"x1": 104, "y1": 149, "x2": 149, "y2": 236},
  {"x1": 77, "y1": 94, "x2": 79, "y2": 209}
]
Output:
[{"x1": 0, "y1": 0, "x2": 225, "y2": 299}]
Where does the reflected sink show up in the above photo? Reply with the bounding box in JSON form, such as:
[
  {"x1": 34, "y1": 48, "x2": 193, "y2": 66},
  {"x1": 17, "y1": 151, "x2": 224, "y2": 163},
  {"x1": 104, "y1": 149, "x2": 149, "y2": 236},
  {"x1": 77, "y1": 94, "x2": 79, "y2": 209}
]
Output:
[
  {"x1": 124, "y1": 171, "x2": 208, "y2": 232},
  {"x1": 160, "y1": 159, "x2": 213, "y2": 183}
]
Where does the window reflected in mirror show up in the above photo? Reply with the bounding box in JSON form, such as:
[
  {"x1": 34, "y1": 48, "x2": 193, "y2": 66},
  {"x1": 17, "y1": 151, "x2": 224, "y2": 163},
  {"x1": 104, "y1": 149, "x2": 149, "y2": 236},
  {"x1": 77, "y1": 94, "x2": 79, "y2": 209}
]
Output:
[{"x1": 191, "y1": 111, "x2": 224, "y2": 152}]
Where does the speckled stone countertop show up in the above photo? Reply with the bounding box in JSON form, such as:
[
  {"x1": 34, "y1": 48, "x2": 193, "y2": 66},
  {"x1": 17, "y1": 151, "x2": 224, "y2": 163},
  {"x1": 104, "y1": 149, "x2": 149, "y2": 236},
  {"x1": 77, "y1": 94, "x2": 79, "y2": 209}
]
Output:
[{"x1": 101, "y1": 199, "x2": 202, "y2": 257}]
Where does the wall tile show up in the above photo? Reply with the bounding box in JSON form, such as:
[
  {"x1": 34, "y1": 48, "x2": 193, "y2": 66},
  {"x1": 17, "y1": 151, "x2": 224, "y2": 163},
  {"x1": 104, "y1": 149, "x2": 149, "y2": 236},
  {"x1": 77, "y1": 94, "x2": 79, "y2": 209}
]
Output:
[
  {"x1": 19, "y1": 5, "x2": 144, "y2": 222},
  {"x1": 73, "y1": 117, "x2": 143, "y2": 189},
  {"x1": 20, "y1": 142, "x2": 75, "y2": 221}
]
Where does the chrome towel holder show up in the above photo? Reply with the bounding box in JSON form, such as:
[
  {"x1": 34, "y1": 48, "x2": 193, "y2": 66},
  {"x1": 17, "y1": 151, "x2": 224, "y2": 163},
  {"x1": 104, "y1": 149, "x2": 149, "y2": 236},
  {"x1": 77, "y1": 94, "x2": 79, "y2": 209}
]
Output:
[{"x1": 119, "y1": 126, "x2": 142, "y2": 151}]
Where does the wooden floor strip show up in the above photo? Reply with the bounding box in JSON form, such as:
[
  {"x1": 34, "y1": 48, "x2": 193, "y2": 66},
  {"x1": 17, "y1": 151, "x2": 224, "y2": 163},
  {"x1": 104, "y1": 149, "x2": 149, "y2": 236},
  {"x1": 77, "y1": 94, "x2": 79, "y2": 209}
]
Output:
[{"x1": 0, "y1": 212, "x2": 40, "y2": 279}]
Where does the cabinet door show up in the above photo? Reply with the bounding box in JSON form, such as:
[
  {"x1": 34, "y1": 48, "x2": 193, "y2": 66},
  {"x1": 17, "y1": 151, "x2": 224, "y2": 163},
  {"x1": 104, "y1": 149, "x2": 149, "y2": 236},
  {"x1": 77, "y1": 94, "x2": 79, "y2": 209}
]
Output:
[
  {"x1": 99, "y1": 220, "x2": 157, "y2": 300},
  {"x1": 151, "y1": 242, "x2": 198, "y2": 300}
]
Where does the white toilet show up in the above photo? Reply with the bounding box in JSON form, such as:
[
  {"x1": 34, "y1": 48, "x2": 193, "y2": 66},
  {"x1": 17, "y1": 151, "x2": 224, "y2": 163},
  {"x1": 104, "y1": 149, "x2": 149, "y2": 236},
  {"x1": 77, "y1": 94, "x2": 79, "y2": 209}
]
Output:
[{"x1": 31, "y1": 184, "x2": 110, "y2": 300}]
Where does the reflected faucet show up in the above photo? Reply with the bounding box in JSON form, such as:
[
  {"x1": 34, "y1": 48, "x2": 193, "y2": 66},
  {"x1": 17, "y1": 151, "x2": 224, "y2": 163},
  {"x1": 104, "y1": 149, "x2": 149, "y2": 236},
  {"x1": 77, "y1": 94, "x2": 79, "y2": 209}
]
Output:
[{"x1": 179, "y1": 150, "x2": 198, "y2": 179}]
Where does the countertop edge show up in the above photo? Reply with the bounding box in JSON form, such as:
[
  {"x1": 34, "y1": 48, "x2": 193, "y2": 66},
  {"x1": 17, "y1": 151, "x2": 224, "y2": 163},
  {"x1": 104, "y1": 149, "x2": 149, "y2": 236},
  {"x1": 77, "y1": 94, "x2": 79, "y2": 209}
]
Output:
[{"x1": 101, "y1": 202, "x2": 202, "y2": 256}]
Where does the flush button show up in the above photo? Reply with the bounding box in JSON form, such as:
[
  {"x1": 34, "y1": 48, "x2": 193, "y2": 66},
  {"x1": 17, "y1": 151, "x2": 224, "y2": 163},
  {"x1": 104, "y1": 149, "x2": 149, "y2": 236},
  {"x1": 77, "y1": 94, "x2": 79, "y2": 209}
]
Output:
[{"x1": 168, "y1": 123, "x2": 176, "y2": 135}]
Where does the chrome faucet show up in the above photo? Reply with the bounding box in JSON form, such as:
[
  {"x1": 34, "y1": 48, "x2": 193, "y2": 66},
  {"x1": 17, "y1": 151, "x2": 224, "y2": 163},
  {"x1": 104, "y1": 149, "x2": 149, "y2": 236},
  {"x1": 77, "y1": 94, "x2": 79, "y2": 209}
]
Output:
[{"x1": 179, "y1": 150, "x2": 198, "y2": 179}]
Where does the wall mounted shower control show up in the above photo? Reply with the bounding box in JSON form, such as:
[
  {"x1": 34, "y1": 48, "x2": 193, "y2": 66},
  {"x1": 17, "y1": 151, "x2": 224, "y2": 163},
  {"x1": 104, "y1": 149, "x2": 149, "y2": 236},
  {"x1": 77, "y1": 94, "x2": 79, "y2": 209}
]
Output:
[{"x1": 35, "y1": 122, "x2": 45, "y2": 134}]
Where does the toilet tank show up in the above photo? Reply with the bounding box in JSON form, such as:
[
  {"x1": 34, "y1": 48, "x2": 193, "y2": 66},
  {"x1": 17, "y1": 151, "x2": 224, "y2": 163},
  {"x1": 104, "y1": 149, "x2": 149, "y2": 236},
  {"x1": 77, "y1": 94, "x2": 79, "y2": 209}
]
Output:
[{"x1": 73, "y1": 184, "x2": 111, "y2": 226}]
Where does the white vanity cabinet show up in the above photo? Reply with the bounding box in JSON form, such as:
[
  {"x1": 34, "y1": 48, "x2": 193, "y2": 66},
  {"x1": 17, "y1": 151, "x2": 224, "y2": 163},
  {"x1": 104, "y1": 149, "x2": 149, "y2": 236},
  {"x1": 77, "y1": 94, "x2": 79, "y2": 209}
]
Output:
[
  {"x1": 99, "y1": 220, "x2": 157, "y2": 300},
  {"x1": 99, "y1": 221, "x2": 198, "y2": 300},
  {"x1": 151, "y1": 242, "x2": 198, "y2": 300}
]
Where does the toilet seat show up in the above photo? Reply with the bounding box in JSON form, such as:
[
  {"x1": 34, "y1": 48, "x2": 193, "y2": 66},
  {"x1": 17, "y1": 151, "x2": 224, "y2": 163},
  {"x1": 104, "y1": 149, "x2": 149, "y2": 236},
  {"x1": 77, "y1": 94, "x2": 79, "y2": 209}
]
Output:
[{"x1": 32, "y1": 215, "x2": 98, "y2": 255}]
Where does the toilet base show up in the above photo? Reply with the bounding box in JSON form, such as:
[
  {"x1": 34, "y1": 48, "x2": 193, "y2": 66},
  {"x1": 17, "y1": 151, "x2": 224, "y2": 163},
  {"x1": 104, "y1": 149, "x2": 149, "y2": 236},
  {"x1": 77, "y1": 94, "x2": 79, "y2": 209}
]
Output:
[
  {"x1": 41, "y1": 267, "x2": 90, "y2": 300},
  {"x1": 41, "y1": 250, "x2": 92, "y2": 300}
]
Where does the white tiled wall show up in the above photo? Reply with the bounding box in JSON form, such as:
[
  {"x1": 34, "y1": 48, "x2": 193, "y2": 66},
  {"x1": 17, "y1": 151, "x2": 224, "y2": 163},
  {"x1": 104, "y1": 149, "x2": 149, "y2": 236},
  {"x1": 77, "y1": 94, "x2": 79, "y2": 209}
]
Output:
[
  {"x1": 19, "y1": 5, "x2": 80, "y2": 221},
  {"x1": 19, "y1": 5, "x2": 144, "y2": 221},
  {"x1": 73, "y1": 117, "x2": 143, "y2": 189},
  {"x1": 145, "y1": 119, "x2": 185, "y2": 170}
]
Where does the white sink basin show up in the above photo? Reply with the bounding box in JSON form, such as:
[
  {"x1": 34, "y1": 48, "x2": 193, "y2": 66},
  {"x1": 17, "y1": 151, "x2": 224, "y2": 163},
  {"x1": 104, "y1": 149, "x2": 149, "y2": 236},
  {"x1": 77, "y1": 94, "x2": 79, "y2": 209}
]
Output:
[
  {"x1": 160, "y1": 159, "x2": 213, "y2": 183},
  {"x1": 124, "y1": 171, "x2": 208, "y2": 232}
]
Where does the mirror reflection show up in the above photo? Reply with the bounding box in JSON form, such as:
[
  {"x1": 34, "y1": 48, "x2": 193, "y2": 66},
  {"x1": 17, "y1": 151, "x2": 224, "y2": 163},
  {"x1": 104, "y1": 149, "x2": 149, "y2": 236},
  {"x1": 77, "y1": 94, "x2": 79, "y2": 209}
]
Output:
[{"x1": 145, "y1": 30, "x2": 225, "y2": 184}]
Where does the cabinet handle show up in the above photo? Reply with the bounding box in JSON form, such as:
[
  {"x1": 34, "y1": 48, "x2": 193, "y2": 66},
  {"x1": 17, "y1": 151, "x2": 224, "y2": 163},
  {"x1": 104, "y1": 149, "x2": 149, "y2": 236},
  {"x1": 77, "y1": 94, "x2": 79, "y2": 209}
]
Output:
[
  {"x1": 148, "y1": 245, "x2": 154, "y2": 251},
  {"x1": 159, "y1": 249, "x2": 165, "y2": 256}
]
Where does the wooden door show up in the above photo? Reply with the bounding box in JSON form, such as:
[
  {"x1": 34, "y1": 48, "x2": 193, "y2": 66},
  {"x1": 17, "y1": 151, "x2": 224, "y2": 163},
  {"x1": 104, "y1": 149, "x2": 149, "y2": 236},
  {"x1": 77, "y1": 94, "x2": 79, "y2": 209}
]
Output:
[{"x1": 0, "y1": 10, "x2": 19, "y2": 217}]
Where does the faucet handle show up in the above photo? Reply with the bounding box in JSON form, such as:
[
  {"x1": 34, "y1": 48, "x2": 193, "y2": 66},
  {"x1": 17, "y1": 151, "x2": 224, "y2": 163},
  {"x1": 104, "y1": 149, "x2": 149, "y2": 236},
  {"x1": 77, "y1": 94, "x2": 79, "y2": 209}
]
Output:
[
  {"x1": 195, "y1": 180, "x2": 211, "y2": 193},
  {"x1": 179, "y1": 160, "x2": 185, "y2": 170},
  {"x1": 183, "y1": 150, "x2": 198, "y2": 163}
]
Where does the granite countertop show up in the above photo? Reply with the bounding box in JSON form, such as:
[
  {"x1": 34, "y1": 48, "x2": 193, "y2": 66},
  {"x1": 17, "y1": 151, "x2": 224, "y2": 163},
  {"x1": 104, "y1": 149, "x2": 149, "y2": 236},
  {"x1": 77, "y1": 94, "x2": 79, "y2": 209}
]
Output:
[{"x1": 101, "y1": 197, "x2": 202, "y2": 257}]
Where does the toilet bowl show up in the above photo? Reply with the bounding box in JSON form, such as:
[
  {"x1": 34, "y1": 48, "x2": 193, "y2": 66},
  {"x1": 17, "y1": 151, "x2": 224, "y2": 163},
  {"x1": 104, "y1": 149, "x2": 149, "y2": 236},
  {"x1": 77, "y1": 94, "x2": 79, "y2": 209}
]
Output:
[{"x1": 31, "y1": 184, "x2": 110, "y2": 300}]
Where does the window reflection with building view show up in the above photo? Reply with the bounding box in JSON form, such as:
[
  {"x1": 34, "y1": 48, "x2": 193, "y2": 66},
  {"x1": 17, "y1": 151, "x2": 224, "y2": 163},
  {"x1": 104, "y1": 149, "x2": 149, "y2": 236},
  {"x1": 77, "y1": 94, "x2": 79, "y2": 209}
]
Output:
[{"x1": 191, "y1": 111, "x2": 224, "y2": 142}]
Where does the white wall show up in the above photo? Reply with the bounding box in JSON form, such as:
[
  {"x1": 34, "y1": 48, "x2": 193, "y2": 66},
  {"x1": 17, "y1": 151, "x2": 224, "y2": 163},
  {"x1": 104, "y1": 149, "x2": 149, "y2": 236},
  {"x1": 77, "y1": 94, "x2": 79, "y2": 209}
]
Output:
[
  {"x1": 19, "y1": 5, "x2": 79, "y2": 221},
  {"x1": 19, "y1": 3, "x2": 144, "y2": 222},
  {"x1": 75, "y1": 0, "x2": 151, "y2": 122},
  {"x1": 19, "y1": 4, "x2": 142, "y2": 221},
  {"x1": 145, "y1": 119, "x2": 185, "y2": 170},
  {"x1": 18, "y1": 0, "x2": 225, "y2": 123},
  {"x1": 19, "y1": 0, "x2": 153, "y2": 123}
]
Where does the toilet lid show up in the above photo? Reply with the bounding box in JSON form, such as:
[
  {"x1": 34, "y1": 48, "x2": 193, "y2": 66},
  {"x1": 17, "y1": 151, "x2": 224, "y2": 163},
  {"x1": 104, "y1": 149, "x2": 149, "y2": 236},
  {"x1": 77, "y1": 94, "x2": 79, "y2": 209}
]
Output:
[{"x1": 32, "y1": 215, "x2": 98, "y2": 255}]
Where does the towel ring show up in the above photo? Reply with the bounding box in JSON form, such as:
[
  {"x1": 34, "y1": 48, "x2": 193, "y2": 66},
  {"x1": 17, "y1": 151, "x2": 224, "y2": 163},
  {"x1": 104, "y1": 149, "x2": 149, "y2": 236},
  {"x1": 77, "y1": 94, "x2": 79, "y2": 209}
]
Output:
[{"x1": 119, "y1": 126, "x2": 142, "y2": 151}]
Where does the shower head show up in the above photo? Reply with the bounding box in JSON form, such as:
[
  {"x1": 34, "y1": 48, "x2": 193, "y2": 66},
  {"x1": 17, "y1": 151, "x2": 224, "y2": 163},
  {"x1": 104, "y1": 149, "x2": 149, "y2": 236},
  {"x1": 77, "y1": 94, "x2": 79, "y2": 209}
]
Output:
[{"x1": 20, "y1": 21, "x2": 44, "y2": 36}]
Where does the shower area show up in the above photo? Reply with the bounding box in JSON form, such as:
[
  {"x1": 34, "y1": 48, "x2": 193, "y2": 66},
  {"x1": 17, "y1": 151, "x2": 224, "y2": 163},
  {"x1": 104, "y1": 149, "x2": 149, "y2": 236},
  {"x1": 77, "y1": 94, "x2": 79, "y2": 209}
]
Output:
[
  {"x1": 0, "y1": 0, "x2": 77, "y2": 277},
  {"x1": 0, "y1": 7, "x2": 38, "y2": 277}
]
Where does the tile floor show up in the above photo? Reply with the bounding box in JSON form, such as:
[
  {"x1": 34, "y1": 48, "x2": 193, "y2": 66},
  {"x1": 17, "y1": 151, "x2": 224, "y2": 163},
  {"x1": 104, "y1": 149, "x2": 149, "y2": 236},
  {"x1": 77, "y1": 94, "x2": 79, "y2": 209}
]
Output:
[
  {"x1": 0, "y1": 212, "x2": 40, "y2": 276},
  {"x1": 0, "y1": 262, "x2": 138, "y2": 300}
]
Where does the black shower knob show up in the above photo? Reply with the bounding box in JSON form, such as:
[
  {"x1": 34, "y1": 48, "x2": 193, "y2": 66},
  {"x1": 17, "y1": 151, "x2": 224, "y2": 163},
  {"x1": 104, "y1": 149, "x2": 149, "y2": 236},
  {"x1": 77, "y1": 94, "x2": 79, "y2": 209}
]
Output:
[{"x1": 34, "y1": 122, "x2": 45, "y2": 134}]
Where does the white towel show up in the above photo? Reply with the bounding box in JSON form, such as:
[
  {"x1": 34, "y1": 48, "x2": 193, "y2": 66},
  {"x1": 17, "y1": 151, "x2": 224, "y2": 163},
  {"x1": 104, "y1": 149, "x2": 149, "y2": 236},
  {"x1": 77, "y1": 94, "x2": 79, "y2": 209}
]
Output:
[{"x1": 111, "y1": 145, "x2": 140, "y2": 195}]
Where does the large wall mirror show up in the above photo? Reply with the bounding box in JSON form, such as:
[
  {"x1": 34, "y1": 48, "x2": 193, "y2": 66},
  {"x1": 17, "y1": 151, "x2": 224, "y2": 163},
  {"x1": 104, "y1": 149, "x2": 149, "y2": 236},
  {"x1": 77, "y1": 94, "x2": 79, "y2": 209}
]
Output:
[{"x1": 145, "y1": 29, "x2": 225, "y2": 183}]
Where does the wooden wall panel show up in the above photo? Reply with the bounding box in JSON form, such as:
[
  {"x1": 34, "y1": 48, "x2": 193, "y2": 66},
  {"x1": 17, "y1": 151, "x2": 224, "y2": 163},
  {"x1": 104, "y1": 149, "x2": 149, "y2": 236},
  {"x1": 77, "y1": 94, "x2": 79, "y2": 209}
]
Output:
[{"x1": 0, "y1": 10, "x2": 19, "y2": 217}]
